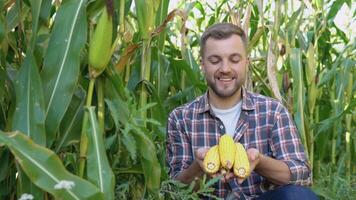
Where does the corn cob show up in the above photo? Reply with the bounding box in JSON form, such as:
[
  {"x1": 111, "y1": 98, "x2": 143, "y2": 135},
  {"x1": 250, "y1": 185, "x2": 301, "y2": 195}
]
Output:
[
  {"x1": 88, "y1": 7, "x2": 113, "y2": 71},
  {"x1": 233, "y1": 142, "x2": 250, "y2": 178},
  {"x1": 203, "y1": 145, "x2": 220, "y2": 174},
  {"x1": 218, "y1": 134, "x2": 236, "y2": 170}
]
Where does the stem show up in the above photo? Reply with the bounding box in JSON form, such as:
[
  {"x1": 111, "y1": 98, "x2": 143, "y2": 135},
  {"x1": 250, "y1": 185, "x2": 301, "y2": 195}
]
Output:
[
  {"x1": 345, "y1": 71, "x2": 353, "y2": 180},
  {"x1": 140, "y1": 39, "x2": 151, "y2": 125},
  {"x1": 330, "y1": 83, "x2": 336, "y2": 165},
  {"x1": 97, "y1": 77, "x2": 105, "y2": 133},
  {"x1": 308, "y1": 116, "x2": 314, "y2": 172},
  {"x1": 78, "y1": 78, "x2": 95, "y2": 177},
  {"x1": 345, "y1": 116, "x2": 351, "y2": 181},
  {"x1": 124, "y1": 57, "x2": 131, "y2": 84},
  {"x1": 119, "y1": 0, "x2": 125, "y2": 33},
  {"x1": 314, "y1": 105, "x2": 320, "y2": 177}
]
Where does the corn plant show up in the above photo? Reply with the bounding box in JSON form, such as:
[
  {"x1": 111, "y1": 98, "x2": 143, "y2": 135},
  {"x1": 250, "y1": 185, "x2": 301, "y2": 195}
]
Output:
[{"x1": 0, "y1": 0, "x2": 355, "y2": 199}]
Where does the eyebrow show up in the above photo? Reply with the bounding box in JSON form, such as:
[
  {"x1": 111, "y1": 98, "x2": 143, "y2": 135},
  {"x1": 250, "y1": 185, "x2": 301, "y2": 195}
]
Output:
[
  {"x1": 206, "y1": 53, "x2": 243, "y2": 59},
  {"x1": 229, "y1": 53, "x2": 243, "y2": 58}
]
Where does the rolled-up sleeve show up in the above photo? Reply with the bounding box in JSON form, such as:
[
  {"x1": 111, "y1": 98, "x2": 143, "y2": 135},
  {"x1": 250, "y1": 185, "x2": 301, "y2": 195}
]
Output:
[
  {"x1": 166, "y1": 111, "x2": 193, "y2": 178},
  {"x1": 270, "y1": 104, "x2": 312, "y2": 186}
]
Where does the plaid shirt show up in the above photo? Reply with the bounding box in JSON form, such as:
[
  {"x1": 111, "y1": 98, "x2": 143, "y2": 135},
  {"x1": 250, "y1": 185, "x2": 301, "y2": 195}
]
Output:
[{"x1": 166, "y1": 88, "x2": 311, "y2": 199}]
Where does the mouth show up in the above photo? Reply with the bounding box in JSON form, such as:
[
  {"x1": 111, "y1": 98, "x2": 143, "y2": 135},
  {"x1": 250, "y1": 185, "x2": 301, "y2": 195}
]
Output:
[{"x1": 217, "y1": 77, "x2": 235, "y2": 82}]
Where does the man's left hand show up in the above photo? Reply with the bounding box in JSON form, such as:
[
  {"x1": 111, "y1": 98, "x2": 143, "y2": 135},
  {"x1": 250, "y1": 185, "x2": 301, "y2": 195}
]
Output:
[{"x1": 222, "y1": 148, "x2": 261, "y2": 184}]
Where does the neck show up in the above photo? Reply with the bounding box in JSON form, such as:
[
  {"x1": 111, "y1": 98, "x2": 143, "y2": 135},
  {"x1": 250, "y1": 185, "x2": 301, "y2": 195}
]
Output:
[{"x1": 208, "y1": 88, "x2": 242, "y2": 109}]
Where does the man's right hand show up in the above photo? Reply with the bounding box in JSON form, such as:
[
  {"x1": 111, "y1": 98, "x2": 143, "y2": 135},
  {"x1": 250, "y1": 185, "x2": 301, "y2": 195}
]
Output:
[
  {"x1": 194, "y1": 147, "x2": 209, "y2": 172},
  {"x1": 175, "y1": 148, "x2": 209, "y2": 184},
  {"x1": 195, "y1": 147, "x2": 228, "y2": 182}
]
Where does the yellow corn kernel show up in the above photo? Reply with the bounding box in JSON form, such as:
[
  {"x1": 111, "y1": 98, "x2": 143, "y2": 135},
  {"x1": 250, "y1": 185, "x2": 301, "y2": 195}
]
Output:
[
  {"x1": 203, "y1": 145, "x2": 220, "y2": 174},
  {"x1": 233, "y1": 142, "x2": 251, "y2": 178},
  {"x1": 219, "y1": 134, "x2": 236, "y2": 170}
]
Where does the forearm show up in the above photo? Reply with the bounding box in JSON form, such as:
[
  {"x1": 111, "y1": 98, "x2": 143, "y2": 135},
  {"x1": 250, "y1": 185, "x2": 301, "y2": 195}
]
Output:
[
  {"x1": 255, "y1": 154, "x2": 291, "y2": 185},
  {"x1": 175, "y1": 160, "x2": 204, "y2": 184}
]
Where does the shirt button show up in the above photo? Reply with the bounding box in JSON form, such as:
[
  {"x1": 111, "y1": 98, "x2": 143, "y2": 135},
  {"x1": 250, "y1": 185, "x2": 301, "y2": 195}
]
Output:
[{"x1": 220, "y1": 125, "x2": 224, "y2": 129}]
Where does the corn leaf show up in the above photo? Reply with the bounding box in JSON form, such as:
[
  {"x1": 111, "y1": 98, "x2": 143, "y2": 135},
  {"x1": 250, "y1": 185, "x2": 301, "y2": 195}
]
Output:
[
  {"x1": 290, "y1": 48, "x2": 308, "y2": 153},
  {"x1": 122, "y1": 126, "x2": 137, "y2": 162},
  {"x1": 29, "y1": 0, "x2": 42, "y2": 52},
  {"x1": 266, "y1": 36, "x2": 282, "y2": 101},
  {"x1": 156, "y1": 0, "x2": 169, "y2": 50},
  {"x1": 0, "y1": 130, "x2": 104, "y2": 200},
  {"x1": 55, "y1": 87, "x2": 86, "y2": 152},
  {"x1": 86, "y1": 107, "x2": 115, "y2": 200},
  {"x1": 39, "y1": 0, "x2": 52, "y2": 22},
  {"x1": 41, "y1": 0, "x2": 87, "y2": 146},
  {"x1": 318, "y1": 44, "x2": 352, "y2": 86},
  {"x1": 0, "y1": 16, "x2": 4, "y2": 43},
  {"x1": 134, "y1": 0, "x2": 160, "y2": 39},
  {"x1": 104, "y1": 78, "x2": 130, "y2": 126},
  {"x1": 131, "y1": 126, "x2": 161, "y2": 197},
  {"x1": 12, "y1": 49, "x2": 44, "y2": 200},
  {"x1": 0, "y1": 149, "x2": 10, "y2": 182},
  {"x1": 16, "y1": 168, "x2": 44, "y2": 200},
  {"x1": 326, "y1": 0, "x2": 346, "y2": 21},
  {"x1": 286, "y1": 6, "x2": 304, "y2": 47},
  {"x1": 6, "y1": 3, "x2": 29, "y2": 32},
  {"x1": 12, "y1": 53, "x2": 46, "y2": 146}
]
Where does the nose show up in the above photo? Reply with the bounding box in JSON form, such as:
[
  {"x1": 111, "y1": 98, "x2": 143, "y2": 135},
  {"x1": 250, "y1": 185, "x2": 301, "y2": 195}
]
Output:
[{"x1": 220, "y1": 60, "x2": 231, "y2": 72}]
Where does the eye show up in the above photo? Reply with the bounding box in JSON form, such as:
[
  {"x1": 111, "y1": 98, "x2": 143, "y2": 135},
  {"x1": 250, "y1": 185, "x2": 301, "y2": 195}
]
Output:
[
  {"x1": 208, "y1": 56, "x2": 221, "y2": 65},
  {"x1": 230, "y1": 55, "x2": 241, "y2": 63}
]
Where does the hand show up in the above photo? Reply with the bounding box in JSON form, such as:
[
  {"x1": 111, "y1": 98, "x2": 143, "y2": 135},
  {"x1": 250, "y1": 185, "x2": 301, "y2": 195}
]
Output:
[
  {"x1": 194, "y1": 148, "x2": 210, "y2": 172},
  {"x1": 194, "y1": 148, "x2": 262, "y2": 184}
]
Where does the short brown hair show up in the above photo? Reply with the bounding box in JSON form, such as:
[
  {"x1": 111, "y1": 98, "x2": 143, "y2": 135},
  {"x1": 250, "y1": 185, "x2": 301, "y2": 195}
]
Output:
[{"x1": 200, "y1": 23, "x2": 248, "y2": 58}]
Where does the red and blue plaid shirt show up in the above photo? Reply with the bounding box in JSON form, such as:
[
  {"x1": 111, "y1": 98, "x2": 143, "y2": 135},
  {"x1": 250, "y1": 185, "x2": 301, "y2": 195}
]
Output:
[{"x1": 166, "y1": 88, "x2": 311, "y2": 199}]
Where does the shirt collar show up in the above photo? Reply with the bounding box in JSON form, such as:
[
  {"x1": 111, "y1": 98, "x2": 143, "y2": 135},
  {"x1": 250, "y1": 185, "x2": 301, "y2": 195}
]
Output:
[{"x1": 197, "y1": 87, "x2": 255, "y2": 114}]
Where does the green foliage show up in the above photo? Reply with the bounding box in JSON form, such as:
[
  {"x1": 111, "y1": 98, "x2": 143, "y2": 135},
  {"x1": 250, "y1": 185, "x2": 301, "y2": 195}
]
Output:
[
  {"x1": 0, "y1": 131, "x2": 104, "y2": 200},
  {"x1": 312, "y1": 163, "x2": 356, "y2": 200},
  {"x1": 0, "y1": 0, "x2": 354, "y2": 199},
  {"x1": 159, "y1": 176, "x2": 221, "y2": 200}
]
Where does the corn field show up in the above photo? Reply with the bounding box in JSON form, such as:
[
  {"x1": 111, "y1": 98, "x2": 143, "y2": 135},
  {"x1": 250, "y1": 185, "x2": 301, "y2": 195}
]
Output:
[{"x1": 0, "y1": 0, "x2": 355, "y2": 199}]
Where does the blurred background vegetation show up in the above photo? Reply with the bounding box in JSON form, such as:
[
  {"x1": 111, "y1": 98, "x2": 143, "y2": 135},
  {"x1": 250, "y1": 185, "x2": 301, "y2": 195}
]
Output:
[{"x1": 0, "y1": 0, "x2": 355, "y2": 199}]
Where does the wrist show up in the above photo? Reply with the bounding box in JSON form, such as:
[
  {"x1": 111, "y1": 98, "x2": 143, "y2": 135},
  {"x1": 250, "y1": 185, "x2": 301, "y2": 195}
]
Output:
[{"x1": 193, "y1": 159, "x2": 205, "y2": 175}]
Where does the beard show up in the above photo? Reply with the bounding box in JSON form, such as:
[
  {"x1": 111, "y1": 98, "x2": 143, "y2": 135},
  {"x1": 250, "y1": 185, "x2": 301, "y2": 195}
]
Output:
[{"x1": 206, "y1": 72, "x2": 244, "y2": 98}]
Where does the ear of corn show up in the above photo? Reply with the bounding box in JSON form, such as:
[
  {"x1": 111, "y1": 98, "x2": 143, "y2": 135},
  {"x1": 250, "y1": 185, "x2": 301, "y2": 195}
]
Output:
[
  {"x1": 88, "y1": 7, "x2": 113, "y2": 71},
  {"x1": 218, "y1": 134, "x2": 236, "y2": 170},
  {"x1": 233, "y1": 142, "x2": 250, "y2": 178},
  {"x1": 202, "y1": 135, "x2": 251, "y2": 179},
  {"x1": 203, "y1": 145, "x2": 220, "y2": 174}
]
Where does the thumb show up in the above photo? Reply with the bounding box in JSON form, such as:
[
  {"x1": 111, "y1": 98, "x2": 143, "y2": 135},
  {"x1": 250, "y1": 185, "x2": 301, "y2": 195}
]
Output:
[
  {"x1": 247, "y1": 148, "x2": 260, "y2": 161},
  {"x1": 195, "y1": 148, "x2": 209, "y2": 160}
]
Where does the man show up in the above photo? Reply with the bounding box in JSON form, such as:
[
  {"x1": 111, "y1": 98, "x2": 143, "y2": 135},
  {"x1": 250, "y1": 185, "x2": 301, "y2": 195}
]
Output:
[{"x1": 166, "y1": 23, "x2": 318, "y2": 199}]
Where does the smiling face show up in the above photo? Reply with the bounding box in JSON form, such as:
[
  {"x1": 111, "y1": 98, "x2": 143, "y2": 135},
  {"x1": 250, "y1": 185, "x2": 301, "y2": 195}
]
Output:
[{"x1": 201, "y1": 34, "x2": 248, "y2": 107}]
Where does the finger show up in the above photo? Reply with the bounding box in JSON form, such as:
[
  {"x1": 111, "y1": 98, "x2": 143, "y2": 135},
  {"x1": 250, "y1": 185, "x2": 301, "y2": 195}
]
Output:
[
  {"x1": 225, "y1": 172, "x2": 235, "y2": 180},
  {"x1": 222, "y1": 173, "x2": 231, "y2": 183},
  {"x1": 247, "y1": 148, "x2": 259, "y2": 161},
  {"x1": 221, "y1": 177, "x2": 227, "y2": 183},
  {"x1": 195, "y1": 148, "x2": 209, "y2": 160}
]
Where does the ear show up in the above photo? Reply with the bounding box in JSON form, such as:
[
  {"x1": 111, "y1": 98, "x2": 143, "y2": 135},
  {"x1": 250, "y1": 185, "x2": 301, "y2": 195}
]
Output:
[{"x1": 200, "y1": 58, "x2": 205, "y2": 72}]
